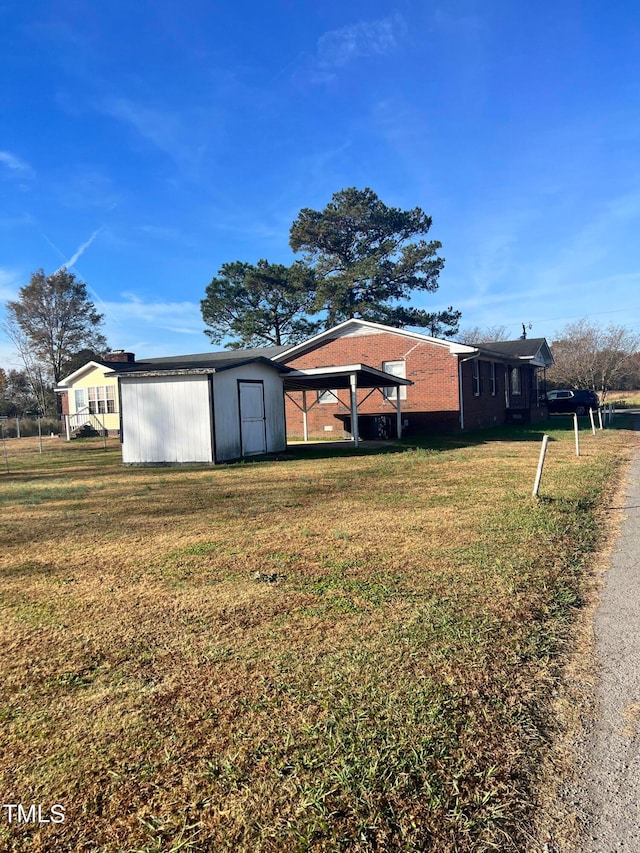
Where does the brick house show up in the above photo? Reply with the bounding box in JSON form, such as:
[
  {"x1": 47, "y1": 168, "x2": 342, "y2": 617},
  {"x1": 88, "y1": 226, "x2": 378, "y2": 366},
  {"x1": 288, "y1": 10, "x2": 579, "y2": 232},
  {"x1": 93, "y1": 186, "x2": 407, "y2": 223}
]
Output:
[
  {"x1": 274, "y1": 320, "x2": 554, "y2": 439},
  {"x1": 56, "y1": 322, "x2": 553, "y2": 446}
]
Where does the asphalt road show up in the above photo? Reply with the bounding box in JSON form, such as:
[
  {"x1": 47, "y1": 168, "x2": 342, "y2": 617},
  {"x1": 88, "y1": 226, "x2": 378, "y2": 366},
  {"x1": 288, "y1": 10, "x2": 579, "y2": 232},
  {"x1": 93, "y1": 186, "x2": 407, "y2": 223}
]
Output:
[{"x1": 567, "y1": 438, "x2": 640, "y2": 851}]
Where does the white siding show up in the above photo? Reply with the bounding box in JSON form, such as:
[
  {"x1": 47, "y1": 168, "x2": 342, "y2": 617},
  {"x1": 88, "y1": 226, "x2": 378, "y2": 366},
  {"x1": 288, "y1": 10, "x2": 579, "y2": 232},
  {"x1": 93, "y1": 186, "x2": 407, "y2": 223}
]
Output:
[
  {"x1": 120, "y1": 375, "x2": 212, "y2": 464},
  {"x1": 212, "y1": 364, "x2": 286, "y2": 462}
]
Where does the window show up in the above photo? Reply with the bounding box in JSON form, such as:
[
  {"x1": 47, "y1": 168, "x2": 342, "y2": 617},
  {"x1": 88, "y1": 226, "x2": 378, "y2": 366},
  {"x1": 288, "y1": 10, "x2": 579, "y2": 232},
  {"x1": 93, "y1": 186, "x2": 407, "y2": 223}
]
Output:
[
  {"x1": 74, "y1": 389, "x2": 86, "y2": 412},
  {"x1": 382, "y1": 361, "x2": 407, "y2": 400},
  {"x1": 472, "y1": 360, "x2": 481, "y2": 396},
  {"x1": 317, "y1": 389, "x2": 339, "y2": 404},
  {"x1": 88, "y1": 386, "x2": 116, "y2": 414},
  {"x1": 510, "y1": 367, "x2": 522, "y2": 396},
  {"x1": 489, "y1": 362, "x2": 496, "y2": 396}
]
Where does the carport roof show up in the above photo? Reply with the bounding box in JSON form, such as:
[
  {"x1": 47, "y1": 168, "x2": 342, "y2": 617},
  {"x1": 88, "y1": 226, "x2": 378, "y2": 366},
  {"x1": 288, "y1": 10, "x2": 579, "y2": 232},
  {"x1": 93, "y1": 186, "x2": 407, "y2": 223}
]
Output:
[{"x1": 283, "y1": 364, "x2": 413, "y2": 391}]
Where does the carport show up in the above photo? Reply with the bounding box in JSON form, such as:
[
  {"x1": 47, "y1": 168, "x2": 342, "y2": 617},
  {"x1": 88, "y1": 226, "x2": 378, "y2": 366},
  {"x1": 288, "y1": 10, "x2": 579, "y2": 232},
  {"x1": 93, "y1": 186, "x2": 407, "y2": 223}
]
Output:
[{"x1": 283, "y1": 364, "x2": 413, "y2": 447}]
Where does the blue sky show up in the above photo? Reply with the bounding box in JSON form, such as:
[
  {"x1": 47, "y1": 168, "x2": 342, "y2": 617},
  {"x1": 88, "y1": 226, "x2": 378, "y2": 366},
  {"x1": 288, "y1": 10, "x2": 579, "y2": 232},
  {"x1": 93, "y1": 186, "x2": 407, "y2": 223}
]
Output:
[{"x1": 1, "y1": 0, "x2": 639, "y2": 368}]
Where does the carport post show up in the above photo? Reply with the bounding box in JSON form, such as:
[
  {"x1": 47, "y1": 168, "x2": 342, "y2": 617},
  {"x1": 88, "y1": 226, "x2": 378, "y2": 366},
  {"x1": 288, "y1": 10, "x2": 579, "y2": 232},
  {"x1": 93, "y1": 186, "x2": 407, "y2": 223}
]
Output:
[
  {"x1": 350, "y1": 373, "x2": 359, "y2": 448},
  {"x1": 302, "y1": 390, "x2": 309, "y2": 442},
  {"x1": 396, "y1": 393, "x2": 402, "y2": 439}
]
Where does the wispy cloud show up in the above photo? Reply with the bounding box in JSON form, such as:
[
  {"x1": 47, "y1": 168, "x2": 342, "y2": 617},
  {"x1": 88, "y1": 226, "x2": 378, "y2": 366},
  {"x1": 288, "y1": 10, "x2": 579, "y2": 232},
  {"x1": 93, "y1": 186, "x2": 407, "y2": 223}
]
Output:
[
  {"x1": 106, "y1": 293, "x2": 203, "y2": 335},
  {"x1": 0, "y1": 151, "x2": 34, "y2": 178},
  {"x1": 0, "y1": 151, "x2": 35, "y2": 192},
  {"x1": 57, "y1": 228, "x2": 103, "y2": 271},
  {"x1": 0, "y1": 212, "x2": 34, "y2": 230},
  {"x1": 40, "y1": 231, "x2": 108, "y2": 311},
  {"x1": 0, "y1": 267, "x2": 23, "y2": 301},
  {"x1": 318, "y1": 14, "x2": 405, "y2": 68},
  {"x1": 134, "y1": 224, "x2": 196, "y2": 247},
  {"x1": 52, "y1": 165, "x2": 119, "y2": 211},
  {"x1": 100, "y1": 97, "x2": 208, "y2": 170},
  {"x1": 300, "y1": 14, "x2": 406, "y2": 84}
]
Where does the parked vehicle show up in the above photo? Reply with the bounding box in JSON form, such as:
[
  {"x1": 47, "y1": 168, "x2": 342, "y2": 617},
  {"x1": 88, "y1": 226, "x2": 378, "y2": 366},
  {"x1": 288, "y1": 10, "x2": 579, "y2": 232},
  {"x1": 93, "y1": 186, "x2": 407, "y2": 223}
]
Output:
[{"x1": 542, "y1": 389, "x2": 600, "y2": 415}]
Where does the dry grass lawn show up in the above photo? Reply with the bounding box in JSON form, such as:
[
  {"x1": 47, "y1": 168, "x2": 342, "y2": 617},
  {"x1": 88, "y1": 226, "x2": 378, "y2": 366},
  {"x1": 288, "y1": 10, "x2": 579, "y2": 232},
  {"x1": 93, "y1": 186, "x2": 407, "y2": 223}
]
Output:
[
  {"x1": 608, "y1": 389, "x2": 640, "y2": 407},
  {"x1": 0, "y1": 424, "x2": 638, "y2": 852}
]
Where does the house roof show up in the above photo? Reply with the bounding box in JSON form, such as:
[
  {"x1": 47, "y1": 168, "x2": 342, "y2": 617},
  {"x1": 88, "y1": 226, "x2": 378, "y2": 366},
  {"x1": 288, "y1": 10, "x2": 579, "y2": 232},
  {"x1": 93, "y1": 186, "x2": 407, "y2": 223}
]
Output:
[
  {"x1": 275, "y1": 319, "x2": 554, "y2": 368},
  {"x1": 275, "y1": 318, "x2": 476, "y2": 361},
  {"x1": 56, "y1": 359, "x2": 139, "y2": 387},
  {"x1": 476, "y1": 338, "x2": 554, "y2": 367}
]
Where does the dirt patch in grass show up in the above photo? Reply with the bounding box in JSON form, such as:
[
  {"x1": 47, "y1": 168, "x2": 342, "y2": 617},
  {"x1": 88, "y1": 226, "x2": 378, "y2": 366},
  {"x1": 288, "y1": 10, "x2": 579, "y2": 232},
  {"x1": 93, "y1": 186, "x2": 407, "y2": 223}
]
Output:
[{"x1": 0, "y1": 429, "x2": 637, "y2": 851}]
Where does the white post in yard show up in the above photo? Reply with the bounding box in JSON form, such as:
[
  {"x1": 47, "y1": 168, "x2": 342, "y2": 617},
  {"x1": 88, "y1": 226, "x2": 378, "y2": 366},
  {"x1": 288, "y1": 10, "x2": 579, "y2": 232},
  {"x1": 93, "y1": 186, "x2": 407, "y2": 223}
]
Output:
[
  {"x1": 533, "y1": 434, "x2": 550, "y2": 497},
  {"x1": 574, "y1": 413, "x2": 580, "y2": 457},
  {"x1": 16, "y1": 417, "x2": 20, "y2": 439},
  {"x1": 302, "y1": 390, "x2": 308, "y2": 442},
  {"x1": 65, "y1": 414, "x2": 71, "y2": 442},
  {"x1": 350, "y1": 373, "x2": 359, "y2": 448},
  {"x1": 589, "y1": 408, "x2": 596, "y2": 435},
  {"x1": 1, "y1": 423, "x2": 8, "y2": 472},
  {"x1": 598, "y1": 407, "x2": 603, "y2": 430}
]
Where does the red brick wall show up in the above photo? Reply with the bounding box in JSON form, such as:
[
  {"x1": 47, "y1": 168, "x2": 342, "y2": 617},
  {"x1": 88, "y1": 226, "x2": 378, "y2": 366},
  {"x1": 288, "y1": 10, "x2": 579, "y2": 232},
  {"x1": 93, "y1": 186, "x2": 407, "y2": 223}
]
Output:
[
  {"x1": 460, "y1": 362, "x2": 546, "y2": 429},
  {"x1": 282, "y1": 332, "x2": 461, "y2": 437},
  {"x1": 60, "y1": 390, "x2": 69, "y2": 416},
  {"x1": 105, "y1": 351, "x2": 135, "y2": 363},
  {"x1": 460, "y1": 360, "x2": 507, "y2": 429}
]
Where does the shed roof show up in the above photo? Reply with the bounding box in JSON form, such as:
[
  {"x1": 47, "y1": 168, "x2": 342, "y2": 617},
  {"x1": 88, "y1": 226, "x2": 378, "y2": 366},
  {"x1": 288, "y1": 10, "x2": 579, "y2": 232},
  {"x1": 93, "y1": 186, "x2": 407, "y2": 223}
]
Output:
[
  {"x1": 106, "y1": 355, "x2": 292, "y2": 379},
  {"x1": 145, "y1": 345, "x2": 289, "y2": 364}
]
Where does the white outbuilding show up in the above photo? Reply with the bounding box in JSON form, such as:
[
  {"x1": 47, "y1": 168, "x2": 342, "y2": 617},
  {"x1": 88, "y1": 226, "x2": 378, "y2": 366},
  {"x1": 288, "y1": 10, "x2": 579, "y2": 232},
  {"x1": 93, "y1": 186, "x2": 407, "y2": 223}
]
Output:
[{"x1": 109, "y1": 351, "x2": 290, "y2": 464}]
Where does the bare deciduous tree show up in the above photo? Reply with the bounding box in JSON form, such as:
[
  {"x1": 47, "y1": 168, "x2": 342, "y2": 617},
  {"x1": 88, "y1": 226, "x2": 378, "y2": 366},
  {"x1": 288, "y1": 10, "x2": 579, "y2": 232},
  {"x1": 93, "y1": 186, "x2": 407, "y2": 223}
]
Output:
[
  {"x1": 4, "y1": 267, "x2": 106, "y2": 415},
  {"x1": 457, "y1": 324, "x2": 511, "y2": 344},
  {"x1": 548, "y1": 319, "x2": 640, "y2": 402}
]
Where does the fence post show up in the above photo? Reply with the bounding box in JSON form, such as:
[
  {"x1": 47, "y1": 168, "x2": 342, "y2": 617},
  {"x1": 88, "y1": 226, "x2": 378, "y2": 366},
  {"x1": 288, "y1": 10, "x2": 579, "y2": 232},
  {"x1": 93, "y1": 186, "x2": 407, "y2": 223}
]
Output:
[
  {"x1": 598, "y1": 408, "x2": 603, "y2": 430},
  {"x1": 574, "y1": 413, "x2": 580, "y2": 457},
  {"x1": 533, "y1": 434, "x2": 550, "y2": 497},
  {"x1": 0, "y1": 422, "x2": 8, "y2": 473},
  {"x1": 589, "y1": 408, "x2": 596, "y2": 435}
]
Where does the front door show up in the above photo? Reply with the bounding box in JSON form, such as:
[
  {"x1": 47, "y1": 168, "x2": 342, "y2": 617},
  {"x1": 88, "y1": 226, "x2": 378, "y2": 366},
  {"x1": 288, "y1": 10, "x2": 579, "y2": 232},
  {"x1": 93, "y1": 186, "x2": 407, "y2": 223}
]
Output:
[{"x1": 239, "y1": 381, "x2": 267, "y2": 455}]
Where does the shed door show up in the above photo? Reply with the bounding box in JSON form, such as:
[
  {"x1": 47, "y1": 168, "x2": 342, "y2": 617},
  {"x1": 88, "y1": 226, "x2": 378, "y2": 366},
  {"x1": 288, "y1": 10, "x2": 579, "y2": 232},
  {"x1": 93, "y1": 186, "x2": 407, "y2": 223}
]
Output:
[{"x1": 239, "y1": 381, "x2": 267, "y2": 455}]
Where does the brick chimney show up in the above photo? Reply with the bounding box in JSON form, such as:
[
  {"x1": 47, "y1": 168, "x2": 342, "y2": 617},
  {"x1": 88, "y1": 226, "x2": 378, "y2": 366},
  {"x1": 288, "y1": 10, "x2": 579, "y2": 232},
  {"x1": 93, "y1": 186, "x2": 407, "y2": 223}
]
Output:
[{"x1": 106, "y1": 350, "x2": 135, "y2": 363}]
